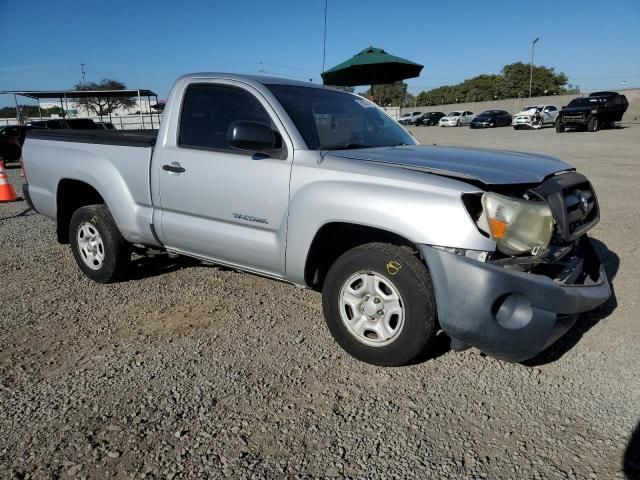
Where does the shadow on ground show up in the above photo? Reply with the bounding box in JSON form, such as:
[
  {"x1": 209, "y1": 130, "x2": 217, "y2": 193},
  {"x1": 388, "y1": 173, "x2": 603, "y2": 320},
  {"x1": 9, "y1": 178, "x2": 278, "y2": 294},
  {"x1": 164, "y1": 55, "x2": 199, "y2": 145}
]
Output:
[
  {"x1": 0, "y1": 207, "x2": 32, "y2": 222},
  {"x1": 410, "y1": 331, "x2": 452, "y2": 365},
  {"x1": 524, "y1": 238, "x2": 619, "y2": 366},
  {"x1": 127, "y1": 250, "x2": 202, "y2": 280},
  {"x1": 625, "y1": 421, "x2": 640, "y2": 480}
]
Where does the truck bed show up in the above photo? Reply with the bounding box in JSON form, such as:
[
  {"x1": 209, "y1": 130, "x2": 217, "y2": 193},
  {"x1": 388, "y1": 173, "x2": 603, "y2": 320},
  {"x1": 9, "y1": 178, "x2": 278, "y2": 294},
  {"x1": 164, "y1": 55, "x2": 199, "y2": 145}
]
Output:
[{"x1": 27, "y1": 129, "x2": 158, "y2": 147}]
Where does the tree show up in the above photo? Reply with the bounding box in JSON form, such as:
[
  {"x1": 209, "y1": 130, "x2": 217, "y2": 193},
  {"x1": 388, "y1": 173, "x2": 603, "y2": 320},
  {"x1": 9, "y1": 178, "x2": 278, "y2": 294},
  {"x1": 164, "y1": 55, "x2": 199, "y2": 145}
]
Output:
[
  {"x1": 74, "y1": 79, "x2": 136, "y2": 120},
  {"x1": 0, "y1": 105, "x2": 62, "y2": 119},
  {"x1": 361, "y1": 82, "x2": 413, "y2": 106},
  {"x1": 414, "y1": 62, "x2": 578, "y2": 105}
]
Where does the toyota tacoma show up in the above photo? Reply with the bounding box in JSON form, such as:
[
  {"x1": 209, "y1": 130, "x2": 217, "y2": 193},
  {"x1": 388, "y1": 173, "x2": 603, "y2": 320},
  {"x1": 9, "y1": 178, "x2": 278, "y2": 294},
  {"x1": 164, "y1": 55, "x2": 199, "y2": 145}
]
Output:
[{"x1": 22, "y1": 73, "x2": 611, "y2": 366}]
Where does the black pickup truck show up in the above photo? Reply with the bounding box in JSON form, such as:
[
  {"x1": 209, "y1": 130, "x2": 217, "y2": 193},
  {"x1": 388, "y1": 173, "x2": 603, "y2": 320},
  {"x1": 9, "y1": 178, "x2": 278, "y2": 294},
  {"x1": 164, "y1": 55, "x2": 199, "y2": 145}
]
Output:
[{"x1": 556, "y1": 91, "x2": 628, "y2": 132}]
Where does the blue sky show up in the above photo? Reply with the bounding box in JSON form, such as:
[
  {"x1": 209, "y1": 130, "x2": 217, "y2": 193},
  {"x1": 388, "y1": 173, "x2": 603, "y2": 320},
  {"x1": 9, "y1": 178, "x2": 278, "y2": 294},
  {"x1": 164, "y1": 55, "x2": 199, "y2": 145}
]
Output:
[{"x1": 1, "y1": 0, "x2": 639, "y2": 107}]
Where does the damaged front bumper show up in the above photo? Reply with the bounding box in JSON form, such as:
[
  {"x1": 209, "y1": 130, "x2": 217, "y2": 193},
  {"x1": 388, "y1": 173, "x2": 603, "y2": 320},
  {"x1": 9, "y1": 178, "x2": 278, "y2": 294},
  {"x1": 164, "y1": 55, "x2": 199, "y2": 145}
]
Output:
[{"x1": 418, "y1": 236, "x2": 611, "y2": 362}]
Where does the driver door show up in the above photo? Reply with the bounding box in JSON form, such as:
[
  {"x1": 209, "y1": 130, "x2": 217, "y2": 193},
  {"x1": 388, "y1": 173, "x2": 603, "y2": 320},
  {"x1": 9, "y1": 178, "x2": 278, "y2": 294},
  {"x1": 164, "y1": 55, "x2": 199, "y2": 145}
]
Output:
[{"x1": 152, "y1": 81, "x2": 293, "y2": 277}]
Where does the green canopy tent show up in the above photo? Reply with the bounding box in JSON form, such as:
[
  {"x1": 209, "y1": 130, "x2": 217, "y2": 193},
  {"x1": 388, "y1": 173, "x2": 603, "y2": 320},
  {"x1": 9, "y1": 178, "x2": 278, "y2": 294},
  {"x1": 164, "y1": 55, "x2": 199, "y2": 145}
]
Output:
[{"x1": 321, "y1": 46, "x2": 423, "y2": 102}]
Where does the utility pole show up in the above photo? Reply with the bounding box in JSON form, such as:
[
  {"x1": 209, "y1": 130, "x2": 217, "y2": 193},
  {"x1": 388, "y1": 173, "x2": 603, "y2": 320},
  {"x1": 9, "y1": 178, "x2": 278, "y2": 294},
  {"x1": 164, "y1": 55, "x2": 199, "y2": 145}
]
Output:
[
  {"x1": 322, "y1": 0, "x2": 328, "y2": 73},
  {"x1": 80, "y1": 63, "x2": 86, "y2": 85},
  {"x1": 529, "y1": 37, "x2": 539, "y2": 98}
]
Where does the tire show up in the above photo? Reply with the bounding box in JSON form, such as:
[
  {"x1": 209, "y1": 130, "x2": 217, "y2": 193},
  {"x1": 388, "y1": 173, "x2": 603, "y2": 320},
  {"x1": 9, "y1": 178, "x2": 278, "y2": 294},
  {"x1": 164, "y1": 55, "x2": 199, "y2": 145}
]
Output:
[
  {"x1": 69, "y1": 204, "x2": 131, "y2": 283},
  {"x1": 322, "y1": 243, "x2": 437, "y2": 366},
  {"x1": 555, "y1": 119, "x2": 565, "y2": 133},
  {"x1": 456, "y1": 119, "x2": 461, "y2": 127},
  {"x1": 587, "y1": 116, "x2": 599, "y2": 132}
]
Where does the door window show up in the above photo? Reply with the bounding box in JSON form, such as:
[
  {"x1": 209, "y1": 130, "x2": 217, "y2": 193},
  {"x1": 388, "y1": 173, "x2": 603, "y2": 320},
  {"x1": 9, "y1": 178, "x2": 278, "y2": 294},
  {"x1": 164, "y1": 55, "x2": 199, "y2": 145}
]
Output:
[{"x1": 179, "y1": 84, "x2": 272, "y2": 151}]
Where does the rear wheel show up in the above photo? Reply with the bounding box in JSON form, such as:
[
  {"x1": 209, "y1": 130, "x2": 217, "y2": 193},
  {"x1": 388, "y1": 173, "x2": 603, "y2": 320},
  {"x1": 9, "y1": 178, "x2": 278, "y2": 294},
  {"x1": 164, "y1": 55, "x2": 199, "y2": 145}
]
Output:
[
  {"x1": 587, "y1": 116, "x2": 599, "y2": 132},
  {"x1": 555, "y1": 119, "x2": 565, "y2": 133},
  {"x1": 69, "y1": 204, "x2": 131, "y2": 283},
  {"x1": 322, "y1": 243, "x2": 437, "y2": 366}
]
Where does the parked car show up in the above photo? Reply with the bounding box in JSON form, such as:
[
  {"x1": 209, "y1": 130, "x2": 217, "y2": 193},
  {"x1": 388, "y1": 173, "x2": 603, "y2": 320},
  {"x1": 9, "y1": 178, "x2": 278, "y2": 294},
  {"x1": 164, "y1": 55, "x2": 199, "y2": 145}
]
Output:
[
  {"x1": 23, "y1": 73, "x2": 610, "y2": 366},
  {"x1": 439, "y1": 111, "x2": 474, "y2": 127},
  {"x1": 512, "y1": 105, "x2": 559, "y2": 130},
  {"x1": 398, "y1": 111, "x2": 423, "y2": 125},
  {"x1": 556, "y1": 92, "x2": 629, "y2": 132},
  {"x1": 469, "y1": 110, "x2": 512, "y2": 128},
  {"x1": 415, "y1": 111, "x2": 446, "y2": 126},
  {"x1": 27, "y1": 118, "x2": 102, "y2": 129}
]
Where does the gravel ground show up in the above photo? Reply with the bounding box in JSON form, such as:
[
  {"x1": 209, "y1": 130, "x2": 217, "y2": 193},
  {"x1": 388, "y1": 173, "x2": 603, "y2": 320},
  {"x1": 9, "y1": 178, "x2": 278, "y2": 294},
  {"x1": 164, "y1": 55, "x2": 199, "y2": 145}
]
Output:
[{"x1": 1, "y1": 124, "x2": 639, "y2": 479}]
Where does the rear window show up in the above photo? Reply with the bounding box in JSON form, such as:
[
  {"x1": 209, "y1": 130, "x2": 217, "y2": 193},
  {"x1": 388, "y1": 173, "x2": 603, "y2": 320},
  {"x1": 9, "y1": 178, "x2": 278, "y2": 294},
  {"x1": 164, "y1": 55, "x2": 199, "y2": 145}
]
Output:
[{"x1": 179, "y1": 84, "x2": 271, "y2": 151}]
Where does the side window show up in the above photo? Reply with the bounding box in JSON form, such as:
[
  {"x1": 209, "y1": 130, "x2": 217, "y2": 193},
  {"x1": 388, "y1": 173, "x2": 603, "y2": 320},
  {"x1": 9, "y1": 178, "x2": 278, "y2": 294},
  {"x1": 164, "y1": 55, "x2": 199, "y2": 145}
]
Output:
[
  {"x1": 547, "y1": 106, "x2": 557, "y2": 112},
  {"x1": 179, "y1": 84, "x2": 272, "y2": 151}
]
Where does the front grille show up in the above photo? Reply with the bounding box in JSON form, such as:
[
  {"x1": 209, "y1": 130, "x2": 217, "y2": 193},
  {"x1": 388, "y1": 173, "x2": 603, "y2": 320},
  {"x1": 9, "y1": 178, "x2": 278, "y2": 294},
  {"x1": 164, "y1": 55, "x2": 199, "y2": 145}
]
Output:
[
  {"x1": 563, "y1": 114, "x2": 585, "y2": 122},
  {"x1": 531, "y1": 172, "x2": 600, "y2": 242}
]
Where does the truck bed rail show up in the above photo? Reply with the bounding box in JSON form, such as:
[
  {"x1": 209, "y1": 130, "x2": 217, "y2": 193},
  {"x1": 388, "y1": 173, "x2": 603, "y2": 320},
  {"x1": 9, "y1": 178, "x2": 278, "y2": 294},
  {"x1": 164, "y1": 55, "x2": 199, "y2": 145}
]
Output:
[{"x1": 26, "y1": 129, "x2": 157, "y2": 147}]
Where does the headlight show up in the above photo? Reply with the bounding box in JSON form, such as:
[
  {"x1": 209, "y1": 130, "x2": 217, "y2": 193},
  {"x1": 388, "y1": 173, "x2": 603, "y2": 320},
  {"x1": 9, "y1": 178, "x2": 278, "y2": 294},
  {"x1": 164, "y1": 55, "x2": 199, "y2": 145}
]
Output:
[{"x1": 479, "y1": 192, "x2": 554, "y2": 256}]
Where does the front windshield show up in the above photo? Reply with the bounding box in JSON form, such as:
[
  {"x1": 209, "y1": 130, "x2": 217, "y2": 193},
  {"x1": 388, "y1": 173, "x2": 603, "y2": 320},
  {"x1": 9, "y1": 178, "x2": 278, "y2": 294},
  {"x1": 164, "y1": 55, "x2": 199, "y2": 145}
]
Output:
[
  {"x1": 568, "y1": 98, "x2": 600, "y2": 108},
  {"x1": 267, "y1": 85, "x2": 415, "y2": 150},
  {"x1": 448, "y1": 112, "x2": 461, "y2": 117}
]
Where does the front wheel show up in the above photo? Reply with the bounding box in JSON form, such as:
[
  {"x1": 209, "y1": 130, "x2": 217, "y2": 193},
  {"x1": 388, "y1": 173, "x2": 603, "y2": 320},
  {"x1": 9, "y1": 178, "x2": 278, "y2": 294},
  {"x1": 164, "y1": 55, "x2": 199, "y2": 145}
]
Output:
[
  {"x1": 322, "y1": 243, "x2": 437, "y2": 366},
  {"x1": 587, "y1": 116, "x2": 599, "y2": 132},
  {"x1": 69, "y1": 204, "x2": 131, "y2": 283},
  {"x1": 555, "y1": 119, "x2": 565, "y2": 133}
]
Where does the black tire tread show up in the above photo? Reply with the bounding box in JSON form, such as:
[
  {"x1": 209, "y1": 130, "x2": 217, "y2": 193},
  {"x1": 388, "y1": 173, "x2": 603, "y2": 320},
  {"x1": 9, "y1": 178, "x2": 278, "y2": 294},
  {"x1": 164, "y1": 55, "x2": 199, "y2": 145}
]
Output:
[
  {"x1": 69, "y1": 204, "x2": 131, "y2": 283},
  {"x1": 322, "y1": 242, "x2": 437, "y2": 367}
]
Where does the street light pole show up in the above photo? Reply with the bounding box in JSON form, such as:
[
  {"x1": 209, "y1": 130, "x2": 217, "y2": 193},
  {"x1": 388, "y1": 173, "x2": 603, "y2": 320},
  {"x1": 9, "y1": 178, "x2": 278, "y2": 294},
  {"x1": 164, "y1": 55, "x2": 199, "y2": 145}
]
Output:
[{"x1": 529, "y1": 37, "x2": 539, "y2": 98}]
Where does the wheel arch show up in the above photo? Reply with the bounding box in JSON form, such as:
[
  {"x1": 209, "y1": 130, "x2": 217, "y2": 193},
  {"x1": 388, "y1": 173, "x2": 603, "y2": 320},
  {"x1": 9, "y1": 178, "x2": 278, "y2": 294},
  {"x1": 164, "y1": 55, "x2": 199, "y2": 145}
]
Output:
[
  {"x1": 303, "y1": 222, "x2": 416, "y2": 291},
  {"x1": 56, "y1": 178, "x2": 106, "y2": 244}
]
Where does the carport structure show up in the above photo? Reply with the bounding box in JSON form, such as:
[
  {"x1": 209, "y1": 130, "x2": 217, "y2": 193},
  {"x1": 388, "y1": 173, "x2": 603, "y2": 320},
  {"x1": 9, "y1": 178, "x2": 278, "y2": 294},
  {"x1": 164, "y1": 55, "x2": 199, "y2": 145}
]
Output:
[{"x1": 1, "y1": 89, "x2": 161, "y2": 127}]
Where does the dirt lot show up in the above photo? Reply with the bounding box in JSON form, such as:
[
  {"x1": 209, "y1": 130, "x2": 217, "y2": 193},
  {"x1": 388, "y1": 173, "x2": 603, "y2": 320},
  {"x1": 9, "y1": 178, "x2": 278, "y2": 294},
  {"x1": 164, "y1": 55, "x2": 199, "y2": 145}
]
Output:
[{"x1": 1, "y1": 124, "x2": 639, "y2": 479}]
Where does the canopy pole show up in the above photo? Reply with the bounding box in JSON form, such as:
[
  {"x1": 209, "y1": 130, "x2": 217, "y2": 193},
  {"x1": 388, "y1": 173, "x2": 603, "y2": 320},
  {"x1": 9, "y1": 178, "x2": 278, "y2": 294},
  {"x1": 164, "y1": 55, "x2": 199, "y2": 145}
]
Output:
[
  {"x1": 37, "y1": 99, "x2": 43, "y2": 120},
  {"x1": 155, "y1": 95, "x2": 160, "y2": 127},
  {"x1": 138, "y1": 90, "x2": 143, "y2": 130},
  {"x1": 13, "y1": 94, "x2": 21, "y2": 125},
  {"x1": 60, "y1": 97, "x2": 65, "y2": 118},
  {"x1": 148, "y1": 95, "x2": 153, "y2": 129}
]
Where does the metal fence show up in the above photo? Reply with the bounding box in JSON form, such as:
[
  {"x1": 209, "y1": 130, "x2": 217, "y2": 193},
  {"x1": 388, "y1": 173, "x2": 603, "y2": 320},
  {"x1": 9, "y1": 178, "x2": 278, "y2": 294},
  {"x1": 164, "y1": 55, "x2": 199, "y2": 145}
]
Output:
[{"x1": 0, "y1": 113, "x2": 162, "y2": 130}]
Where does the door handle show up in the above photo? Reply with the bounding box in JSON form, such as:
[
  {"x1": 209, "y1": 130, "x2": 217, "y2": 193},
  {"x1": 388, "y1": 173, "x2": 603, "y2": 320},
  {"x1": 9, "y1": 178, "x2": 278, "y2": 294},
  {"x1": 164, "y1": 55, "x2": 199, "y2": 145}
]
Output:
[{"x1": 162, "y1": 163, "x2": 185, "y2": 174}]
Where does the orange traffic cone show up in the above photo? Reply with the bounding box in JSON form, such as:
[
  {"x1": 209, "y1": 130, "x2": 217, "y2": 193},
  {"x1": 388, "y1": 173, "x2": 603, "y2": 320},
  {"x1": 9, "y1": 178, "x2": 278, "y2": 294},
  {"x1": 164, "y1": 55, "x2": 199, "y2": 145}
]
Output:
[{"x1": 0, "y1": 160, "x2": 19, "y2": 202}]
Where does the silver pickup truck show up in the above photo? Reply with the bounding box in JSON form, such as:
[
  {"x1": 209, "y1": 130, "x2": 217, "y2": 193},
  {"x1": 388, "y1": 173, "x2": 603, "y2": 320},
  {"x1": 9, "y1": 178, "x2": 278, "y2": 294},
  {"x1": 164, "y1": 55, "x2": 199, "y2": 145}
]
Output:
[{"x1": 22, "y1": 73, "x2": 610, "y2": 366}]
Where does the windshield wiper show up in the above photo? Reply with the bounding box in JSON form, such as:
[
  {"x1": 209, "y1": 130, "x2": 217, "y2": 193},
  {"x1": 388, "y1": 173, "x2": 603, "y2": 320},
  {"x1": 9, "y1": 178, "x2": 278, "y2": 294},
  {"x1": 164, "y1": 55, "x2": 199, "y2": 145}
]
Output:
[{"x1": 324, "y1": 143, "x2": 375, "y2": 150}]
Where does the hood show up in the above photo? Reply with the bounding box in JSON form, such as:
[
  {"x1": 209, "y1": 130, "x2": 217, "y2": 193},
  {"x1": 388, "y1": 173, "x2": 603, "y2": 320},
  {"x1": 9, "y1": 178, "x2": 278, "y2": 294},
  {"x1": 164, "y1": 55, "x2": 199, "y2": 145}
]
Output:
[
  {"x1": 516, "y1": 108, "x2": 539, "y2": 116},
  {"x1": 328, "y1": 145, "x2": 573, "y2": 185},
  {"x1": 472, "y1": 116, "x2": 493, "y2": 122}
]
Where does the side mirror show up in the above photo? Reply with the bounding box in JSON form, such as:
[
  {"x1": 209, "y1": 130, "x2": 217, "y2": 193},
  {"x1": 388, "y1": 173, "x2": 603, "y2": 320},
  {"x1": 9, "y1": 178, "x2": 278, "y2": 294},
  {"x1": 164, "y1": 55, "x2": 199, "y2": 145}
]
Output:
[{"x1": 227, "y1": 121, "x2": 276, "y2": 154}]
